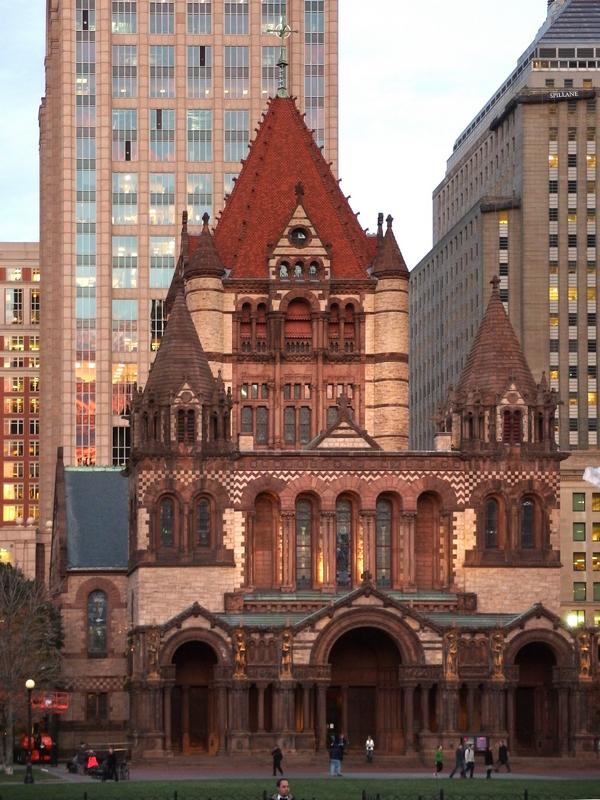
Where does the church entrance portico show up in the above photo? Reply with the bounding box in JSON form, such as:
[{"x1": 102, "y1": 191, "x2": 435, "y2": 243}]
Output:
[{"x1": 171, "y1": 641, "x2": 218, "y2": 754}]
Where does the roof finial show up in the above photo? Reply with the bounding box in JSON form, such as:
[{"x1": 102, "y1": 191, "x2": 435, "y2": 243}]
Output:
[
  {"x1": 377, "y1": 213, "x2": 384, "y2": 237},
  {"x1": 491, "y1": 275, "x2": 501, "y2": 292},
  {"x1": 202, "y1": 211, "x2": 210, "y2": 230},
  {"x1": 267, "y1": 14, "x2": 296, "y2": 97},
  {"x1": 386, "y1": 214, "x2": 393, "y2": 230}
]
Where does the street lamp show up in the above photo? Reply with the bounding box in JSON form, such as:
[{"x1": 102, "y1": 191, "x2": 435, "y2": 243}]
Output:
[{"x1": 24, "y1": 678, "x2": 35, "y2": 784}]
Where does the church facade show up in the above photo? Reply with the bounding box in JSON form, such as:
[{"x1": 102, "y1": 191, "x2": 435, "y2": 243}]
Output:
[{"x1": 50, "y1": 97, "x2": 598, "y2": 760}]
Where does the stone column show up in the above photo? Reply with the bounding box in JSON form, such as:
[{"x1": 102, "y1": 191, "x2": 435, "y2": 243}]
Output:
[
  {"x1": 182, "y1": 685, "x2": 190, "y2": 753},
  {"x1": 360, "y1": 510, "x2": 376, "y2": 581},
  {"x1": 278, "y1": 682, "x2": 295, "y2": 732},
  {"x1": 216, "y1": 684, "x2": 228, "y2": 753},
  {"x1": 506, "y1": 686, "x2": 515, "y2": 748},
  {"x1": 420, "y1": 685, "x2": 430, "y2": 733},
  {"x1": 442, "y1": 683, "x2": 459, "y2": 733},
  {"x1": 302, "y1": 684, "x2": 312, "y2": 732},
  {"x1": 321, "y1": 511, "x2": 336, "y2": 590},
  {"x1": 245, "y1": 511, "x2": 255, "y2": 588},
  {"x1": 404, "y1": 685, "x2": 415, "y2": 752},
  {"x1": 341, "y1": 685, "x2": 348, "y2": 737},
  {"x1": 558, "y1": 687, "x2": 569, "y2": 755},
  {"x1": 401, "y1": 512, "x2": 417, "y2": 589},
  {"x1": 316, "y1": 684, "x2": 327, "y2": 750},
  {"x1": 163, "y1": 684, "x2": 173, "y2": 753},
  {"x1": 466, "y1": 684, "x2": 475, "y2": 731},
  {"x1": 281, "y1": 511, "x2": 295, "y2": 590}
]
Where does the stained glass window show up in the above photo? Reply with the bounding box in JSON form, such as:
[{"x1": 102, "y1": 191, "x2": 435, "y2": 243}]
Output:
[
  {"x1": 376, "y1": 498, "x2": 392, "y2": 586},
  {"x1": 296, "y1": 500, "x2": 312, "y2": 588},
  {"x1": 87, "y1": 590, "x2": 107, "y2": 655},
  {"x1": 336, "y1": 499, "x2": 352, "y2": 587}
]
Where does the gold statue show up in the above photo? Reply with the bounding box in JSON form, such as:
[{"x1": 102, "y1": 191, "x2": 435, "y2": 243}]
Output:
[
  {"x1": 281, "y1": 629, "x2": 293, "y2": 676},
  {"x1": 578, "y1": 631, "x2": 592, "y2": 680},
  {"x1": 233, "y1": 627, "x2": 247, "y2": 679},
  {"x1": 146, "y1": 627, "x2": 161, "y2": 677},
  {"x1": 444, "y1": 629, "x2": 459, "y2": 681},
  {"x1": 491, "y1": 630, "x2": 505, "y2": 681}
]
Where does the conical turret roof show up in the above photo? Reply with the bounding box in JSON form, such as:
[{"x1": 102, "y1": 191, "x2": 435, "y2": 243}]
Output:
[
  {"x1": 372, "y1": 214, "x2": 409, "y2": 277},
  {"x1": 456, "y1": 277, "x2": 537, "y2": 399},
  {"x1": 144, "y1": 282, "x2": 215, "y2": 404},
  {"x1": 186, "y1": 213, "x2": 225, "y2": 279}
]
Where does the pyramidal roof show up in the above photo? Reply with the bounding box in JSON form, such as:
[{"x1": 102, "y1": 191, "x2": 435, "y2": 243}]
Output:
[
  {"x1": 541, "y1": 0, "x2": 600, "y2": 44},
  {"x1": 213, "y1": 97, "x2": 376, "y2": 279},
  {"x1": 372, "y1": 214, "x2": 409, "y2": 277},
  {"x1": 144, "y1": 282, "x2": 216, "y2": 403},
  {"x1": 456, "y1": 277, "x2": 537, "y2": 400},
  {"x1": 186, "y1": 212, "x2": 225, "y2": 279}
]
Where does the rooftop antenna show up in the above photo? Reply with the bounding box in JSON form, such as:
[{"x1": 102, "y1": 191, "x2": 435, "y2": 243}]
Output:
[{"x1": 267, "y1": 14, "x2": 296, "y2": 97}]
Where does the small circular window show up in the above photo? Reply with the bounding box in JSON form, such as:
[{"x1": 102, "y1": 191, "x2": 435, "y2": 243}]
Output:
[{"x1": 290, "y1": 227, "x2": 309, "y2": 247}]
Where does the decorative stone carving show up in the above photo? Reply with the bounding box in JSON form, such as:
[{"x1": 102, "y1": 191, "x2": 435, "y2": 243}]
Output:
[
  {"x1": 146, "y1": 627, "x2": 161, "y2": 679},
  {"x1": 280, "y1": 628, "x2": 293, "y2": 677},
  {"x1": 444, "y1": 629, "x2": 459, "y2": 681},
  {"x1": 490, "y1": 630, "x2": 505, "y2": 681},
  {"x1": 233, "y1": 627, "x2": 247, "y2": 679},
  {"x1": 578, "y1": 631, "x2": 592, "y2": 681}
]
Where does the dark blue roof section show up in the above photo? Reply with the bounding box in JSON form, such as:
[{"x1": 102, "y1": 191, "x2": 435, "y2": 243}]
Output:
[
  {"x1": 542, "y1": 0, "x2": 600, "y2": 43},
  {"x1": 65, "y1": 468, "x2": 128, "y2": 569}
]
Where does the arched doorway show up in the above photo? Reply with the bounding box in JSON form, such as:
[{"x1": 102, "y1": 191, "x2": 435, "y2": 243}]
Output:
[
  {"x1": 415, "y1": 493, "x2": 440, "y2": 589},
  {"x1": 254, "y1": 493, "x2": 278, "y2": 588},
  {"x1": 514, "y1": 642, "x2": 558, "y2": 756},
  {"x1": 327, "y1": 627, "x2": 403, "y2": 753},
  {"x1": 171, "y1": 641, "x2": 218, "y2": 754}
]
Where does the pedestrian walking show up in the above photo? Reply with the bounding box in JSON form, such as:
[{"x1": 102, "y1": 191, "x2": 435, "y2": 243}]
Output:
[
  {"x1": 464, "y1": 742, "x2": 475, "y2": 778},
  {"x1": 484, "y1": 745, "x2": 494, "y2": 779},
  {"x1": 271, "y1": 777, "x2": 294, "y2": 800},
  {"x1": 434, "y1": 744, "x2": 443, "y2": 777},
  {"x1": 102, "y1": 746, "x2": 118, "y2": 782},
  {"x1": 448, "y1": 740, "x2": 465, "y2": 778},
  {"x1": 271, "y1": 745, "x2": 284, "y2": 776},
  {"x1": 365, "y1": 735, "x2": 374, "y2": 763},
  {"x1": 495, "y1": 740, "x2": 511, "y2": 772},
  {"x1": 328, "y1": 737, "x2": 344, "y2": 776}
]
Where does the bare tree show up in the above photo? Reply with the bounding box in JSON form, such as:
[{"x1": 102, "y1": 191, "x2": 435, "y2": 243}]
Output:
[{"x1": 0, "y1": 564, "x2": 63, "y2": 773}]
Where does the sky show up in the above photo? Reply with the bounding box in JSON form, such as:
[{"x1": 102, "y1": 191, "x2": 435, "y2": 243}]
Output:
[{"x1": 0, "y1": 0, "x2": 547, "y2": 268}]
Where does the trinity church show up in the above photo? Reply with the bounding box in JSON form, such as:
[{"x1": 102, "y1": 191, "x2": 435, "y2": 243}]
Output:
[{"x1": 50, "y1": 96, "x2": 597, "y2": 759}]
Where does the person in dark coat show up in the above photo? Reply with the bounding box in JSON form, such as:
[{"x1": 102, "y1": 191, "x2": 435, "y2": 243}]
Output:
[
  {"x1": 448, "y1": 741, "x2": 465, "y2": 778},
  {"x1": 102, "y1": 746, "x2": 118, "y2": 782},
  {"x1": 271, "y1": 745, "x2": 284, "y2": 777},
  {"x1": 495, "y1": 740, "x2": 511, "y2": 772},
  {"x1": 329, "y1": 738, "x2": 344, "y2": 776},
  {"x1": 484, "y1": 745, "x2": 494, "y2": 779}
]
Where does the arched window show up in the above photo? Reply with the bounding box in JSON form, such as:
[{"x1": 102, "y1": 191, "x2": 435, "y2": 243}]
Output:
[
  {"x1": 336, "y1": 498, "x2": 352, "y2": 587},
  {"x1": 503, "y1": 409, "x2": 522, "y2": 444},
  {"x1": 87, "y1": 590, "x2": 107, "y2": 656},
  {"x1": 279, "y1": 261, "x2": 289, "y2": 279},
  {"x1": 256, "y1": 302, "x2": 267, "y2": 345},
  {"x1": 284, "y1": 298, "x2": 312, "y2": 353},
  {"x1": 344, "y1": 304, "x2": 355, "y2": 352},
  {"x1": 485, "y1": 498, "x2": 498, "y2": 548},
  {"x1": 284, "y1": 407, "x2": 296, "y2": 444},
  {"x1": 256, "y1": 407, "x2": 268, "y2": 444},
  {"x1": 328, "y1": 303, "x2": 340, "y2": 350},
  {"x1": 376, "y1": 498, "x2": 392, "y2": 586},
  {"x1": 295, "y1": 499, "x2": 312, "y2": 588},
  {"x1": 176, "y1": 409, "x2": 194, "y2": 443},
  {"x1": 520, "y1": 498, "x2": 535, "y2": 549},
  {"x1": 159, "y1": 497, "x2": 174, "y2": 547},
  {"x1": 299, "y1": 406, "x2": 311, "y2": 444},
  {"x1": 196, "y1": 498, "x2": 211, "y2": 547},
  {"x1": 308, "y1": 261, "x2": 319, "y2": 280},
  {"x1": 240, "y1": 302, "x2": 251, "y2": 347}
]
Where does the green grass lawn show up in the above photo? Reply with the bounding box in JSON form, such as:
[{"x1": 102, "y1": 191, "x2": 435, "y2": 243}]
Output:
[
  {"x1": 0, "y1": 778, "x2": 599, "y2": 800},
  {"x1": 0, "y1": 767, "x2": 60, "y2": 784}
]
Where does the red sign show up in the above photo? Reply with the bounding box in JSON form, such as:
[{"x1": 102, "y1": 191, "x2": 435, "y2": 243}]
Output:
[{"x1": 31, "y1": 691, "x2": 70, "y2": 713}]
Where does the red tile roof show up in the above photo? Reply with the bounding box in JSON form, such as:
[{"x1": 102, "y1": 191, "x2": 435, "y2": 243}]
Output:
[{"x1": 209, "y1": 97, "x2": 374, "y2": 279}]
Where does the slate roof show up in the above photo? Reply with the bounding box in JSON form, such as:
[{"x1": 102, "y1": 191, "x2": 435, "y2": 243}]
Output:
[
  {"x1": 541, "y1": 0, "x2": 600, "y2": 43},
  {"x1": 64, "y1": 468, "x2": 128, "y2": 569},
  {"x1": 186, "y1": 213, "x2": 225, "y2": 279},
  {"x1": 144, "y1": 281, "x2": 216, "y2": 403},
  {"x1": 212, "y1": 97, "x2": 376, "y2": 279},
  {"x1": 455, "y1": 278, "x2": 537, "y2": 399},
  {"x1": 372, "y1": 215, "x2": 409, "y2": 278}
]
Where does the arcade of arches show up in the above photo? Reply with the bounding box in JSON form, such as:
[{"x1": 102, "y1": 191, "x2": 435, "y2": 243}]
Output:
[{"x1": 130, "y1": 610, "x2": 597, "y2": 759}]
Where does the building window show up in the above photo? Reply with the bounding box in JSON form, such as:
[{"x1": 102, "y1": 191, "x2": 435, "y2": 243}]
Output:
[
  {"x1": 112, "y1": 425, "x2": 131, "y2": 466},
  {"x1": 187, "y1": 174, "x2": 212, "y2": 224},
  {"x1": 112, "y1": 45, "x2": 137, "y2": 97},
  {"x1": 573, "y1": 582, "x2": 587, "y2": 602},
  {"x1": 30, "y1": 290, "x2": 40, "y2": 324},
  {"x1": 573, "y1": 552, "x2": 586, "y2": 571},
  {"x1": 150, "y1": 109, "x2": 175, "y2": 161},
  {"x1": 573, "y1": 522, "x2": 586, "y2": 541},
  {"x1": 224, "y1": 46, "x2": 249, "y2": 98},
  {"x1": 520, "y1": 498, "x2": 535, "y2": 549},
  {"x1": 284, "y1": 407, "x2": 296, "y2": 444},
  {"x1": 224, "y1": 172, "x2": 238, "y2": 198},
  {"x1": 5, "y1": 289, "x2": 23, "y2": 325},
  {"x1": 150, "y1": 299, "x2": 166, "y2": 351},
  {"x1": 241, "y1": 406, "x2": 253, "y2": 433},
  {"x1": 87, "y1": 590, "x2": 107, "y2": 656},
  {"x1": 484, "y1": 498, "x2": 499, "y2": 548},
  {"x1": 304, "y1": 0, "x2": 325, "y2": 147},
  {"x1": 149, "y1": 173, "x2": 175, "y2": 225},
  {"x1": 593, "y1": 553, "x2": 600, "y2": 571},
  {"x1": 86, "y1": 692, "x2": 108, "y2": 721},
  {"x1": 112, "y1": 173, "x2": 138, "y2": 225},
  {"x1": 149, "y1": 45, "x2": 175, "y2": 98},
  {"x1": 3, "y1": 419, "x2": 24, "y2": 436},
  {"x1": 261, "y1": 46, "x2": 279, "y2": 97},
  {"x1": 256, "y1": 406, "x2": 268, "y2": 444},
  {"x1": 569, "y1": 609, "x2": 586, "y2": 627},
  {"x1": 502, "y1": 409, "x2": 522, "y2": 444},
  {"x1": 159, "y1": 498, "x2": 174, "y2": 547},
  {"x1": 112, "y1": 363, "x2": 137, "y2": 415},
  {"x1": 376, "y1": 498, "x2": 392, "y2": 586},
  {"x1": 262, "y1": 1, "x2": 286, "y2": 31},
  {"x1": 194, "y1": 497, "x2": 211, "y2": 547},
  {"x1": 187, "y1": 110, "x2": 212, "y2": 161},
  {"x1": 593, "y1": 523, "x2": 600, "y2": 542},
  {"x1": 112, "y1": 236, "x2": 138, "y2": 289},
  {"x1": 224, "y1": 110, "x2": 249, "y2": 163},
  {"x1": 336, "y1": 498, "x2": 352, "y2": 587},
  {"x1": 594, "y1": 582, "x2": 600, "y2": 601},
  {"x1": 187, "y1": 1, "x2": 211, "y2": 33},
  {"x1": 299, "y1": 406, "x2": 311, "y2": 444},
  {"x1": 176, "y1": 409, "x2": 195, "y2": 443},
  {"x1": 112, "y1": 300, "x2": 138, "y2": 352},
  {"x1": 149, "y1": 1, "x2": 174, "y2": 33},
  {"x1": 149, "y1": 236, "x2": 175, "y2": 288},
  {"x1": 187, "y1": 45, "x2": 212, "y2": 97},
  {"x1": 224, "y1": 0, "x2": 248, "y2": 34},
  {"x1": 112, "y1": 109, "x2": 137, "y2": 161},
  {"x1": 592, "y1": 493, "x2": 600, "y2": 512},
  {"x1": 295, "y1": 499, "x2": 312, "y2": 588},
  {"x1": 573, "y1": 492, "x2": 586, "y2": 512},
  {"x1": 112, "y1": 0, "x2": 136, "y2": 33}
]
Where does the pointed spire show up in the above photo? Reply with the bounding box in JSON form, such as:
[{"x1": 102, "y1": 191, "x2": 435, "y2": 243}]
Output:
[
  {"x1": 185, "y1": 212, "x2": 225, "y2": 280},
  {"x1": 455, "y1": 276, "x2": 537, "y2": 400},
  {"x1": 372, "y1": 213, "x2": 409, "y2": 278},
  {"x1": 143, "y1": 282, "x2": 216, "y2": 404}
]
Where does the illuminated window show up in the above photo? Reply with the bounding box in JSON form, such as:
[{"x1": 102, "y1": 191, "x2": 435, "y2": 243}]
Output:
[
  {"x1": 149, "y1": 236, "x2": 175, "y2": 288},
  {"x1": 567, "y1": 609, "x2": 586, "y2": 627},
  {"x1": 593, "y1": 553, "x2": 600, "y2": 571},
  {"x1": 593, "y1": 493, "x2": 600, "y2": 512},
  {"x1": 3, "y1": 483, "x2": 24, "y2": 500},
  {"x1": 569, "y1": 287, "x2": 578, "y2": 301},
  {"x1": 30, "y1": 290, "x2": 40, "y2": 324},
  {"x1": 112, "y1": 236, "x2": 138, "y2": 288},
  {"x1": 111, "y1": 299, "x2": 138, "y2": 352},
  {"x1": 295, "y1": 498, "x2": 312, "y2": 589},
  {"x1": 548, "y1": 154, "x2": 558, "y2": 168},
  {"x1": 187, "y1": 110, "x2": 212, "y2": 162},
  {"x1": 150, "y1": 299, "x2": 166, "y2": 352},
  {"x1": 112, "y1": 45, "x2": 137, "y2": 98},
  {"x1": 593, "y1": 523, "x2": 600, "y2": 542},
  {"x1": 87, "y1": 590, "x2": 107, "y2": 656},
  {"x1": 573, "y1": 552, "x2": 586, "y2": 571},
  {"x1": 112, "y1": 173, "x2": 138, "y2": 225}
]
